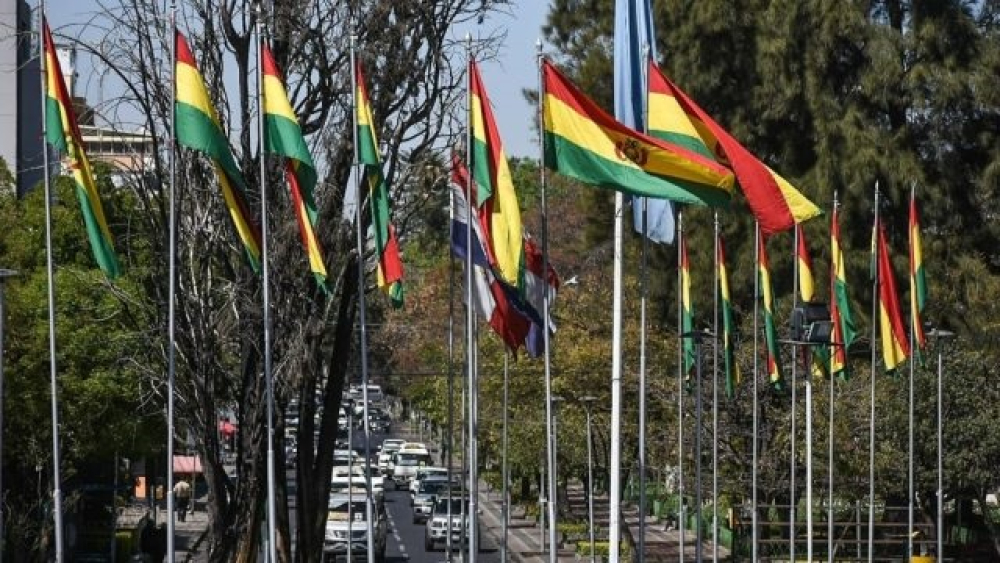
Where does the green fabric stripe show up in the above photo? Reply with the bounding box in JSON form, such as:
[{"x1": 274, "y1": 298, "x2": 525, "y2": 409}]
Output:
[
  {"x1": 388, "y1": 281, "x2": 404, "y2": 308},
  {"x1": 649, "y1": 129, "x2": 715, "y2": 160},
  {"x1": 721, "y1": 295, "x2": 737, "y2": 398},
  {"x1": 471, "y1": 136, "x2": 495, "y2": 205},
  {"x1": 74, "y1": 181, "x2": 121, "y2": 278},
  {"x1": 176, "y1": 101, "x2": 247, "y2": 191},
  {"x1": 365, "y1": 169, "x2": 392, "y2": 253},
  {"x1": 681, "y1": 302, "x2": 695, "y2": 379},
  {"x1": 265, "y1": 114, "x2": 316, "y2": 191},
  {"x1": 834, "y1": 278, "x2": 857, "y2": 346},
  {"x1": 45, "y1": 97, "x2": 67, "y2": 152},
  {"x1": 544, "y1": 132, "x2": 729, "y2": 206},
  {"x1": 914, "y1": 265, "x2": 928, "y2": 311},
  {"x1": 357, "y1": 124, "x2": 380, "y2": 166}
]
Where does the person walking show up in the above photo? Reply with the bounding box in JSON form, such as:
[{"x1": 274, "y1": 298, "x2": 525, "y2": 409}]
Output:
[{"x1": 174, "y1": 478, "x2": 192, "y2": 522}]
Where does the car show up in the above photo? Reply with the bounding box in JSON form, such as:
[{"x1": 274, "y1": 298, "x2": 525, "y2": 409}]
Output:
[
  {"x1": 411, "y1": 476, "x2": 453, "y2": 524},
  {"x1": 391, "y1": 447, "x2": 433, "y2": 488},
  {"x1": 324, "y1": 493, "x2": 387, "y2": 561},
  {"x1": 409, "y1": 466, "x2": 450, "y2": 499},
  {"x1": 424, "y1": 496, "x2": 477, "y2": 552},
  {"x1": 332, "y1": 465, "x2": 384, "y2": 501}
]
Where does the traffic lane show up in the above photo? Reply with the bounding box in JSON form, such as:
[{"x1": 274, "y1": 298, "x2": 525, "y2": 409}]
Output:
[{"x1": 382, "y1": 485, "x2": 500, "y2": 563}]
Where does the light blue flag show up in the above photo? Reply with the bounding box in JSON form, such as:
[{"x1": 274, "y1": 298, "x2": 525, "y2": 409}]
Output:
[{"x1": 614, "y1": 0, "x2": 675, "y2": 244}]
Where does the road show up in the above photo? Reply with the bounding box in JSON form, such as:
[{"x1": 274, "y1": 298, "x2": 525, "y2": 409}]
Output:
[{"x1": 290, "y1": 425, "x2": 501, "y2": 563}]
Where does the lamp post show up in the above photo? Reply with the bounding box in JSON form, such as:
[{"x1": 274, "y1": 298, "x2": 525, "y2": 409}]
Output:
[
  {"x1": 344, "y1": 398, "x2": 355, "y2": 563},
  {"x1": 929, "y1": 328, "x2": 954, "y2": 561},
  {"x1": 682, "y1": 329, "x2": 714, "y2": 563},
  {"x1": 0, "y1": 268, "x2": 17, "y2": 562},
  {"x1": 550, "y1": 394, "x2": 565, "y2": 554},
  {"x1": 580, "y1": 396, "x2": 597, "y2": 563}
]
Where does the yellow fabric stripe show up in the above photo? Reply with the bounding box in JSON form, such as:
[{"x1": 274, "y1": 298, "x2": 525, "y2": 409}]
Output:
[
  {"x1": 544, "y1": 93, "x2": 733, "y2": 190},
  {"x1": 176, "y1": 62, "x2": 222, "y2": 127},
  {"x1": 356, "y1": 84, "x2": 375, "y2": 135},
  {"x1": 769, "y1": 165, "x2": 823, "y2": 224},
  {"x1": 296, "y1": 196, "x2": 326, "y2": 277},
  {"x1": 880, "y1": 302, "x2": 907, "y2": 370},
  {"x1": 761, "y1": 266, "x2": 774, "y2": 311},
  {"x1": 648, "y1": 91, "x2": 702, "y2": 140},
  {"x1": 799, "y1": 259, "x2": 815, "y2": 301},
  {"x1": 263, "y1": 74, "x2": 298, "y2": 123},
  {"x1": 215, "y1": 163, "x2": 260, "y2": 258},
  {"x1": 470, "y1": 93, "x2": 488, "y2": 145}
]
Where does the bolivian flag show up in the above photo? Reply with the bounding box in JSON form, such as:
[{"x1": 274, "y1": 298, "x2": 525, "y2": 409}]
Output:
[
  {"x1": 717, "y1": 234, "x2": 740, "y2": 397},
  {"x1": 797, "y1": 225, "x2": 830, "y2": 378},
  {"x1": 542, "y1": 59, "x2": 734, "y2": 206},
  {"x1": 829, "y1": 206, "x2": 856, "y2": 379},
  {"x1": 175, "y1": 31, "x2": 261, "y2": 269},
  {"x1": 876, "y1": 223, "x2": 910, "y2": 372},
  {"x1": 909, "y1": 191, "x2": 927, "y2": 351},
  {"x1": 680, "y1": 233, "x2": 696, "y2": 382},
  {"x1": 469, "y1": 61, "x2": 523, "y2": 290},
  {"x1": 647, "y1": 60, "x2": 821, "y2": 236},
  {"x1": 355, "y1": 61, "x2": 404, "y2": 307},
  {"x1": 43, "y1": 19, "x2": 120, "y2": 278},
  {"x1": 758, "y1": 233, "x2": 782, "y2": 389},
  {"x1": 261, "y1": 43, "x2": 327, "y2": 289}
]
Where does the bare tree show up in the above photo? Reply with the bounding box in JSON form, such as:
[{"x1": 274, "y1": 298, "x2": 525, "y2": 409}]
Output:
[{"x1": 75, "y1": 0, "x2": 509, "y2": 560}]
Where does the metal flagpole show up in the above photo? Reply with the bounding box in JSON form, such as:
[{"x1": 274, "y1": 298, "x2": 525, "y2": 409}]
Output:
[
  {"x1": 790, "y1": 224, "x2": 800, "y2": 563},
  {"x1": 502, "y1": 353, "x2": 510, "y2": 563},
  {"x1": 907, "y1": 184, "x2": 916, "y2": 560},
  {"x1": 39, "y1": 4, "x2": 65, "y2": 559},
  {"x1": 868, "y1": 184, "x2": 880, "y2": 563},
  {"x1": 752, "y1": 222, "x2": 760, "y2": 562},
  {"x1": 932, "y1": 329, "x2": 952, "y2": 561},
  {"x1": 447, "y1": 167, "x2": 456, "y2": 561},
  {"x1": 829, "y1": 193, "x2": 839, "y2": 563},
  {"x1": 348, "y1": 32, "x2": 377, "y2": 563},
  {"x1": 693, "y1": 332, "x2": 704, "y2": 563},
  {"x1": 536, "y1": 39, "x2": 559, "y2": 563},
  {"x1": 712, "y1": 213, "x2": 720, "y2": 562},
  {"x1": 166, "y1": 1, "x2": 178, "y2": 559},
  {"x1": 255, "y1": 10, "x2": 279, "y2": 561},
  {"x1": 638, "y1": 45, "x2": 651, "y2": 563},
  {"x1": 677, "y1": 214, "x2": 686, "y2": 563},
  {"x1": 799, "y1": 226, "x2": 815, "y2": 563},
  {"x1": 0, "y1": 268, "x2": 16, "y2": 563},
  {"x1": 466, "y1": 35, "x2": 480, "y2": 563}
]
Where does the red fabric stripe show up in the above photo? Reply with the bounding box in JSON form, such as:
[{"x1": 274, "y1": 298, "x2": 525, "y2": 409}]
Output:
[
  {"x1": 355, "y1": 60, "x2": 371, "y2": 108},
  {"x1": 261, "y1": 42, "x2": 280, "y2": 79},
  {"x1": 175, "y1": 30, "x2": 196, "y2": 66},
  {"x1": 652, "y1": 64, "x2": 797, "y2": 235},
  {"x1": 877, "y1": 224, "x2": 911, "y2": 357},
  {"x1": 44, "y1": 20, "x2": 82, "y2": 142},
  {"x1": 379, "y1": 225, "x2": 404, "y2": 285}
]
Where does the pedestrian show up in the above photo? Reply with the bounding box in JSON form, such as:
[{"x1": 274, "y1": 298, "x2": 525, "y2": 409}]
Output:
[{"x1": 174, "y1": 478, "x2": 192, "y2": 522}]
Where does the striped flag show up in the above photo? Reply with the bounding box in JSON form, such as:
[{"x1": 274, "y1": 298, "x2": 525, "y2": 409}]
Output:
[
  {"x1": 355, "y1": 61, "x2": 404, "y2": 307},
  {"x1": 175, "y1": 31, "x2": 261, "y2": 269},
  {"x1": 758, "y1": 235, "x2": 782, "y2": 388},
  {"x1": 718, "y1": 235, "x2": 740, "y2": 397},
  {"x1": 876, "y1": 223, "x2": 911, "y2": 372},
  {"x1": 909, "y1": 190, "x2": 927, "y2": 352},
  {"x1": 829, "y1": 206, "x2": 856, "y2": 379},
  {"x1": 797, "y1": 225, "x2": 829, "y2": 378},
  {"x1": 542, "y1": 60, "x2": 735, "y2": 205},
  {"x1": 469, "y1": 61, "x2": 524, "y2": 289},
  {"x1": 43, "y1": 19, "x2": 120, "y2": 278},
  {"x1": 646, "y1": 60, "x2": 822, "y2": 235},
  {"x1": 261, "y1": 43, "x2": 327, "y2": 289},
  {"x1": 680, "y1": 234, "x2": 696, "y2": 381}
]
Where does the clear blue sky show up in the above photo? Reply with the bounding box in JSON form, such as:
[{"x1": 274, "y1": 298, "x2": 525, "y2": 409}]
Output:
[{"x1": 46, "y1": 0, "x2": 550, "y2": 158}]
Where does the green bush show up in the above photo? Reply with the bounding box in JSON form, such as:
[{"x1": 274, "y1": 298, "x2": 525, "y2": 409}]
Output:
[{"x1": 575, "y1": 540, "x2": 631, "y2": 559}]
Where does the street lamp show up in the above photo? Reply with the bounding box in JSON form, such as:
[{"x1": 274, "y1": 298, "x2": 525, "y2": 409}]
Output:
[
  {"x1": 580, "y1": 396, "x2": 598, "y2": 563},
  {"x1": 929, "y1": 327, "x2": 954, "y2": 561},
  {"x1": 681, "y1": 329, "x2": 714, "y2": 563},
  {"x1": 0, "y1": 268, "x2": 18, "y2": 562}
]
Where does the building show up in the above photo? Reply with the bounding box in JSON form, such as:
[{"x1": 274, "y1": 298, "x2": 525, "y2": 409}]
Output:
[{"x1": 0, "y1": 0, "x2": 43, "y2": 195}]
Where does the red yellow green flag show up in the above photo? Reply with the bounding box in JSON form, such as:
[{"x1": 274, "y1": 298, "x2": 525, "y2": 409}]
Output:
[
  {"x1": 876, "y1": 223, "x2": 911, "y2": 372},
  {"x1": 797, "y1": 225, "x2": 830, "y2": 378},
  {"x1": 43, "y1": 19, "x2": 120, "y2": 278},
  {"x1": 175, "y1": 31, "x2": 261, "y2": 269},
  {"x1": 829, "y1": 206, "x2": 856, "y2": 379},
  {"x1": 469, "y1": 61, "x2": 523, "y2": 289},
  {"x1": 680, "y1": 234, "x2": 696, "y2": 382},
  {"x1": 647, "y1": 60, "x2": 821, "y2": 236},
  {"x1": 909, "y1": 190, "x2": 927, "y2": 351},
  {"x1": 542, "y1": 60, "x2": 735, "y2": 205},
  {"x1": 758, "y1": 234, "x2": 782, "y2": 388},
  {"x1": 718, "y1": 234, "x2": 740, "y2": 397},
  {"x1": 261, "y1": 43, "x2": 327, "y2": 289},
  {"x1": 355, "y1": 61, "x2": 404, "y2": 306}
]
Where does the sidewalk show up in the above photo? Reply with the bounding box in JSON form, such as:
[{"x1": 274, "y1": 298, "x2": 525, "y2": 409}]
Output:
[{"x1": 155, "y1": 499, "x2": 210, "y2": 562}]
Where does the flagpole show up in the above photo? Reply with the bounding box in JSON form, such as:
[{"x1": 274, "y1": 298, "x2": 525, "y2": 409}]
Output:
[
  {"x1": 828, "y1": 192, "x2": 839, "y2": 563},
  {"x1": 348, "y1": 32, "x2": 377, "y2": 563},
  {"x1": 677, "y1": 212, "x2": 686, "y2": 563},
  {"x1": 255, "y1": 9, "x2": 279, "y2": 561},
  {"x1": 39, "y1": 3, "x2": 65, "y2": 559},
  {"x1": 166, "y1": 2, "x2": 178, "y2": 560},
  {"x1": 711, "y1": 211, "x2": 720, "y2": 563},
  {"x1": 536, "y1": 39, "x2": 559, "y2": 563},
  {"x1": 502, "y1": 352, "x2": 510, "y2": 563},
  {"x1": 466, "y1": 34, "x2": 481, "y2": 563},
  {"x1": 446, "y1": 167, "x2": 456, "y2": 561},
  {"x1": 637, "y1": 41, "x2": 651, "y2": 563},
  {"x1": 907, "y1": 184, "x2": 916, "y2": 561},
  {"x1": 790, "y1": 224, "x2": 800, "y2": 563},
  {"x1": 798, "y1": 225, "x2": 815, "y2": 563},
  {"x1": 868, "y1": 184, "x2": 880, "y2": 563},
  {"x1": 752, "y1": 222, "x2": 760, "y2": 563}
]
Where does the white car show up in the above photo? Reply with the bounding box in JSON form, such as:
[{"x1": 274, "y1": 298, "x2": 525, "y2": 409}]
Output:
[
  {"x1": 409, "y1": 466, "x2": 449, "y2": 498},
  {"x1": 332, "y1": 465, "x2": 384, "y2": 500},
  {"x1": 378, "y1": 439, "x2": 406, "y2": 477},
  {"x1": 391, "y1": 448, "x2": 433, "y2": 488},
  {"x1": 325, "y1": 494, "x2": 386, "y2": 560},
  {"x1": 425, "y1": 496, "x2": 476, "y2": 552}
]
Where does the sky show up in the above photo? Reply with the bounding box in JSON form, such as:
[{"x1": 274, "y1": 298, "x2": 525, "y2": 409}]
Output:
[{"x1": 45, "y1": 0, "x2": 550, "y2": 158}]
